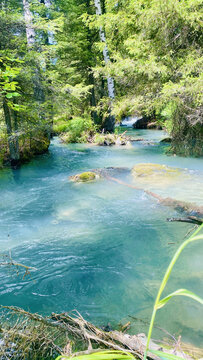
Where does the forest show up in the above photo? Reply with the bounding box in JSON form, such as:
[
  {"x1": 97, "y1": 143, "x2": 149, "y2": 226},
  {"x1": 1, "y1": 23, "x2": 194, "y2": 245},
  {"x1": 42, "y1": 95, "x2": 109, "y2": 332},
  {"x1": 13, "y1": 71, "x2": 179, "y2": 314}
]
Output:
[
  {"x1": 0, "y1": 0, "x2": 203, "y2": 359},
  {"x1": 0, "y1": 0, "x2": 202, "y2": 167}
]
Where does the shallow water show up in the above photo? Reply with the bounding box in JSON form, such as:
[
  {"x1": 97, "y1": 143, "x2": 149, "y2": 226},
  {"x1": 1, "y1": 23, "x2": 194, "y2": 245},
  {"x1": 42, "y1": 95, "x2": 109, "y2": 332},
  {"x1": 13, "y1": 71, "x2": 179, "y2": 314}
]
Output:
[{"x1": 0, "y1": 130, "x2": 203, "y2": 346}]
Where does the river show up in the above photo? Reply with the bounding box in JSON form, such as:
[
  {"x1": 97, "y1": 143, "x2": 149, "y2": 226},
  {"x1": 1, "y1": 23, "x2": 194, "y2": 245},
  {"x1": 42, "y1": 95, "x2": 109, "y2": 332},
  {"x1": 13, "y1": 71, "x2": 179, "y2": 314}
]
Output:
[{"x1": 0, "y1": 129, "x2": 203, "y2": 346}]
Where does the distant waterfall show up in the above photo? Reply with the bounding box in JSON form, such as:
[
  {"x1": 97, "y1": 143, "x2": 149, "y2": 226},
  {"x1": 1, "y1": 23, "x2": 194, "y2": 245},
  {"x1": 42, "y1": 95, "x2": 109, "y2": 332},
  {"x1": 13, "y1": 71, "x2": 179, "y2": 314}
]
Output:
[{"x1": 121, "y1": 116, "x2": 139, "y2": 127}]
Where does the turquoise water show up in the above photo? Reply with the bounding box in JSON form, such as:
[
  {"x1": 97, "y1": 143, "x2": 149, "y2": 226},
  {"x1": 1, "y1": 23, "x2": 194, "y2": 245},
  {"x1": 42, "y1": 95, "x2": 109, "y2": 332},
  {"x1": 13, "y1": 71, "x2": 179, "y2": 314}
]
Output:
[{"x1": 0, "y1": 130, "x2": 203, "y2": 346}]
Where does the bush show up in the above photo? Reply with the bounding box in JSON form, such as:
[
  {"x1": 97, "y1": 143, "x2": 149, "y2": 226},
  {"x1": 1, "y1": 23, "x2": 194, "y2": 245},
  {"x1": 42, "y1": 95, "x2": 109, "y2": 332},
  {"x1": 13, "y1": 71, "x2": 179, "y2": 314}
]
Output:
[
  {"x1": 53, "y1": 121, "x2": 69, "y2": 134},
  {"x1": 94, "y1": 133, "x2": 116, "y2": 145},
  {"x1": 61, "y1": 117, "x2": 96, "y2": 143}
]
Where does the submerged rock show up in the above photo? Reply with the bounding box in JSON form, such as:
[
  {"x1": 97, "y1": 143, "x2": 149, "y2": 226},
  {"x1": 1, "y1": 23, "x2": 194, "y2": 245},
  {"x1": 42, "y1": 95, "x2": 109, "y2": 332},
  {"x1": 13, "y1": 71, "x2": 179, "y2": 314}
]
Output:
[
  {"x1": 131, "y1": 163, "x2": 184, "y2": 188},
  {"x1": 147, "y1": 121, "x2": 162, "y2": 129},
  {"x1": 133, "y1": 116, "x2": 162, "y2": 129},
  {"x1": 132, "y1": 163, "x2": 181, "y2": 177},
  {"x1": 160, "y1": 197, "x2": 203, "y2": 217},
  {"x1": 130, "y1": 138, "x2": 145, "y2": 142},
  {"x1": 160, "y1": 137, "x2": 172, "y2": 143},
  {"x1": 133, "y1": 116, "x2": 149, "y2": 129},
  {"x1": 69, "y1": 171, "x2": 99, "y2": 182},
  {"x1": 97, "y1": 166, "x2": 130, "y2": 178}
]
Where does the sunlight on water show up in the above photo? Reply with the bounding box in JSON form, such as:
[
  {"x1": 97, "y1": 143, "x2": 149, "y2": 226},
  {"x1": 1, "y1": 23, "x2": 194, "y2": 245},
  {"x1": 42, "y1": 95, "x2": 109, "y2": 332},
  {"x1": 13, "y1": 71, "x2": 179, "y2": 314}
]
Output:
[{"x1": 0, "y1": 130, "x2": 203, "y2": 346}]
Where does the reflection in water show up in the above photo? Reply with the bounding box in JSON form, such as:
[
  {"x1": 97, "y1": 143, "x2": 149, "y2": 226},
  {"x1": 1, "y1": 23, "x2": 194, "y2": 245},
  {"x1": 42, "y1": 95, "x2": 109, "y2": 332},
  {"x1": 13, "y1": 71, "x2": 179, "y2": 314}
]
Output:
[{"x1": 0, "y1": 130, "x2": 203, "y2": 346}]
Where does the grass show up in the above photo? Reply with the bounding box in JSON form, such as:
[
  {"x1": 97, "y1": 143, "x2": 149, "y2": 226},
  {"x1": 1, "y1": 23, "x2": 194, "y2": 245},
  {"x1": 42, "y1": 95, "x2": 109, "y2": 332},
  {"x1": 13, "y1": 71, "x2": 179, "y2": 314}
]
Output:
[
  {"x1": 56, "y1": 350, "x2": 135, "y2": 360},
  {"x1": 144, "y1": 224, "x2": 203, "y2": 360}
]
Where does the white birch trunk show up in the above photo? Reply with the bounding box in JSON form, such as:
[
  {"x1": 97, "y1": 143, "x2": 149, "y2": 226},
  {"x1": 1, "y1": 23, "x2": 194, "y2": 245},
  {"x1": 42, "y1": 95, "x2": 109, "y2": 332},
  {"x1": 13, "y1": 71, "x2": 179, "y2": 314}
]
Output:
[
  {"x1": 44, "y1": 0, "x2": 55, "y2": 45},
  {"x1": 22, "y1": 0, "x2": 36, "y2": 47},
  {"x1": 94, "y1": 0, "x2": 115, "y2": 100},
  {"x1": 22, "y1": 0, "x2": 45, "y2": 109},
  {"x1": 44, "y1": 0, "x2": 51, "y2": 6}
]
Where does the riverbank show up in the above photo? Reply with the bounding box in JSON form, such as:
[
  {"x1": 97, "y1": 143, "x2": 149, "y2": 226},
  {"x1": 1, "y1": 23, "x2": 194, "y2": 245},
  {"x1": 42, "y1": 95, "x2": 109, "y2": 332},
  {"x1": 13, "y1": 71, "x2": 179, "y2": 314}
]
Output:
[
  {"x1": 0, "y1": 132, "x2": 50, "y2": 169},
  {"x1": 1, "y1": 121, "x2": 202, "y2": 170},
  {"x1": 1, "y1": 305, "x2": 203, "y2": 360}
]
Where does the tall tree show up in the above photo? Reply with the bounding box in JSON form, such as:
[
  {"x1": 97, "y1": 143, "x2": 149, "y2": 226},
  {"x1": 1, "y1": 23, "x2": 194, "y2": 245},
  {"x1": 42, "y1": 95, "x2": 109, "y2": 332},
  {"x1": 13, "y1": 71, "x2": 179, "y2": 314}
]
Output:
[
  {"x1": 90, "y1": 0, "x2": 203, "y2": 153},
  {"x1": 22, "y1": 0, "x2": 36, "y2": 47},
  {"x1": 0, "y1": 0, "x2": 54, "y2": 167},
  {"x1": 93, "y1": 0, "x2": 115, "y2": 132}
]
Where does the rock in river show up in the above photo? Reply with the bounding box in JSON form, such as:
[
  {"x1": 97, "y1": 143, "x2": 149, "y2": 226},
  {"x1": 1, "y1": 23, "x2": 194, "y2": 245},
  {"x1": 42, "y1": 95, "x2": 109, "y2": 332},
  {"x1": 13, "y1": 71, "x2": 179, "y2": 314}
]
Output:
[
  {"x1": 131, "y1": 163, "x2": 186, "y2": 188},
  {"x1": 69, "y1": 171, "x2": 99, "y2": 182}
]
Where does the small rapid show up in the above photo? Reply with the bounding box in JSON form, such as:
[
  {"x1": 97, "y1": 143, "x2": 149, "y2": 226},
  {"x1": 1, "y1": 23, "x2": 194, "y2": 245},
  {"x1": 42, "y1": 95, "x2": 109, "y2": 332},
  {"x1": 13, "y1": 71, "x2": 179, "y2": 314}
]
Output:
[
  {"x1": 120, "y1": 116, "x2": 139, "y2": 127},
  {"x1": 0, "y1": 130, "x2": 203, "y2": 346}
]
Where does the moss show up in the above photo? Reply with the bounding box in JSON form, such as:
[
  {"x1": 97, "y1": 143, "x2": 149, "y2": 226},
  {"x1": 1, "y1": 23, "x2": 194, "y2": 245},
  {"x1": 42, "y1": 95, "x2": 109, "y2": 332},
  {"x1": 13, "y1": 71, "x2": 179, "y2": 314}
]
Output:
[
  {"x1": 0, "y1": 131, "x2": 50, "y2": 169},
  {"x1": 132, "y1": 163, "x2": 180, "y2": 176},
  {"x1": 70, "y1": 171, "x2": 98, "y2": 182},
  {"x1": 131, "y1": 163, "x2": 185, "y2": 188},
  {"x1": 20, "y1": 135, "x2": 50, "y2": 162},
  {"x1": 78, "y1": 172, "x2": 96, "y2": 181}
]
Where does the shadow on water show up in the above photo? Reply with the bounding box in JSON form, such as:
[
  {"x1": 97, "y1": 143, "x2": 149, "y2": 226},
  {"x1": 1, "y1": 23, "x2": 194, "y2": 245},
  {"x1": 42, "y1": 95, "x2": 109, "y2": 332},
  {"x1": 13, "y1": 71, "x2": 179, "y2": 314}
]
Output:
[{"x1": 11, "y1": 167, "x2": 22, "y2": 184}]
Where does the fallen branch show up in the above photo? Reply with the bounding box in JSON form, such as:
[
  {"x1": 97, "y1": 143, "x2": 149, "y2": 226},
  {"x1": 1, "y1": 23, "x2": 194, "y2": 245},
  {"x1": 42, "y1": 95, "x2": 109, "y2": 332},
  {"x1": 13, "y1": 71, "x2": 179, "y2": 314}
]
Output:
[
  {"x1": 167, "y1": 217, "x2": 203, "y2": 225},
  {"x1": 0, "y1": 252, "x2": 37, "y2": 278},
  {"x1": 1, "y1": 306, "x2": 200, "y2": 360},
  {"x1": 99, "y1": 172, "x2": 203, "y2": 217}
]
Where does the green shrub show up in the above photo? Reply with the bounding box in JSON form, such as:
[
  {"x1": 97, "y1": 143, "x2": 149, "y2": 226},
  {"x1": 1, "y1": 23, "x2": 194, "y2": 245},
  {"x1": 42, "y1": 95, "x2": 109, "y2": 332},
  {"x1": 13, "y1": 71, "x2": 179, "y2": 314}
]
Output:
[
  {"x1": 94, "y1": 133, "x2": 116, "y2": 145},
  {"x1": 53, "y1": 121, "x2": 69, "y2": 134},
  {"x1": 61, "y1": 117, "x2": 96, "y2": 143}
]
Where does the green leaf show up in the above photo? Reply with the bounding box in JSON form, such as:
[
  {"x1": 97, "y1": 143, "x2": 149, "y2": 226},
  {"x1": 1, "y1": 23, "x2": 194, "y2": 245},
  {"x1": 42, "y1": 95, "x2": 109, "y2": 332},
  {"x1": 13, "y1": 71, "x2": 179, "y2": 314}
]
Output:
[
  {"x1": 5, "y1": 92, "x2": 20, "y2": 99},
  {"x1": 158, "y1": 226, "x2": 203, "y2": 297},
  {"x1": 6, "y1": 93, "x2": 13, "y2": 99},
  {"x1": 156, "y1": 289, "x2": 203, "y2": 309},
  {"x1": 149, "y1": 350, "x2": 185, "y2": 360},
  {"x1": 55, "y1": 350, "x2": 135, "y2": 360}
]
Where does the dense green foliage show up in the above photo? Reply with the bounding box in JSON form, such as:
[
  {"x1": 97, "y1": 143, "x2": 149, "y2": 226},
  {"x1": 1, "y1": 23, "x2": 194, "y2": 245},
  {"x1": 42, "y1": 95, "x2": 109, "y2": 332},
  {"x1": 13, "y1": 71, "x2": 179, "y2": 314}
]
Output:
[
  {"x1": 0, "y1": 0, "x2": 202, "y2": 166},
  {"x1": 60, "y1": 117, "x2": 96, "y2": 143},
  {"x1": 87, "y1": 0, "x2": 203, "y2": 155},
  {"x1": 0, "y1": 0, "x2": 54, "y2": 166}
]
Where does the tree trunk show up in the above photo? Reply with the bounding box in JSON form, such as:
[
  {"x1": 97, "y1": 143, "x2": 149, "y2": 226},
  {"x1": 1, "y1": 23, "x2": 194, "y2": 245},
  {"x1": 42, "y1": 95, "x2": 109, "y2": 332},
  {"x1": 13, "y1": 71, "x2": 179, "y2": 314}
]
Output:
[
  {"x1": 94, "y1": 0, "x2": 115, "y2": 100},
  {"x1": 22, "y1": 0, "x2": 36, "y2": 47},
  {"x1": 89, "y1": 71, "x2": 101, "y2": 125},
  {"x1": 12, "y1": 108, "x2": 20, "y2": 161},
  {"x1": 86, "y1": 0, "x2": 100, "y2": 124},
  {"x1": 23, "y1": 0, "x2": 50, "y2": 138},
  {"x1": 44, "y1": 0, "x2": 54, "y2": 136},
  {"x1": 23, "y1": 0, "x2": 45, "y2": 105},
  {"x1": 3, "y1": 98, "x2": 20, "y2": 167},
  {"x1": 44, "y1": 0, "x2": 55, "y2": 45},
  {"x1": 94, "y1": 0, "x2": 115, "y2": 132}
]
